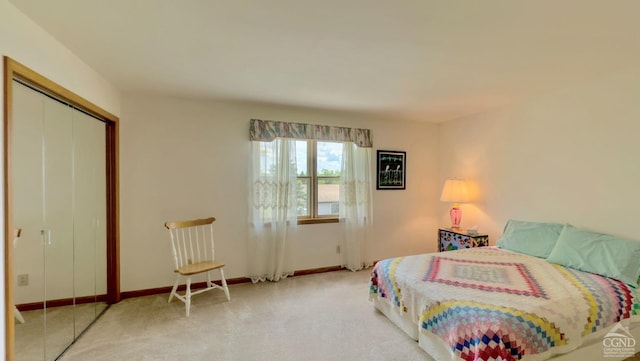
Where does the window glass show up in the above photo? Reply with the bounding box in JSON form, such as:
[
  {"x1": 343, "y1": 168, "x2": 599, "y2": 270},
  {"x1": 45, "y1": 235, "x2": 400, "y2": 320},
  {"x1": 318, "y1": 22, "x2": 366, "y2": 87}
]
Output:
[
  {"x1": 295, "y1": 140, "x2": 310, "y2": 217},
  {"x1": 293, "y1": 140, "x2": 343, "y2": 221},
  {"x1": 295, "y1": 140, "x2": 308, "y2": 176},
  {"x1": 296, "y1": 178, "x2": 310, "y2": 217},
  {"x1": 316, "y1": 141, "x2": 342, "y2": 176},
  {"x1": 316, "y1": 142, "x2": 342, "y2": 217}
]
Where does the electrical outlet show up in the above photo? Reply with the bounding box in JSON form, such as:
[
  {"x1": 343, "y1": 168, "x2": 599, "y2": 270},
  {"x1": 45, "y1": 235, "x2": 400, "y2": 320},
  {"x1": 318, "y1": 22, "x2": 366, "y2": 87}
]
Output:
[
  {"x1": 17, "y1": 274, "x2": 28, "y2": 287},
  {"x1": 336, "y1": 245, "x2": 341, "y2": 254}
]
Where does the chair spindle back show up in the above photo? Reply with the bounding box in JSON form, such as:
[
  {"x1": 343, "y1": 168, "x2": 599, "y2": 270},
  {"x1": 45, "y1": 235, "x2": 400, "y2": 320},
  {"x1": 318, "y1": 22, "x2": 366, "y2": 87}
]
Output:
[{"x1": 165, "y1": 217, "x2": 216, "y2": 270}]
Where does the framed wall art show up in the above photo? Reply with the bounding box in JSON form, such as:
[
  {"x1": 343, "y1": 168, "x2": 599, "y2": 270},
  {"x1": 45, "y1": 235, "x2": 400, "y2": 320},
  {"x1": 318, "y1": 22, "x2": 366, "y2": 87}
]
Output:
[{"x1": 376, "y1": 150, "x2": 406, "y2": 190}]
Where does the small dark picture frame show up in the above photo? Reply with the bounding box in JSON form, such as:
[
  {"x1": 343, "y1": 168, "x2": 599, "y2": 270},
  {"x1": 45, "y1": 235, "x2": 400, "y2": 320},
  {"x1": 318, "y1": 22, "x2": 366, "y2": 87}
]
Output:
[{"x1": 376, "y1": 150, "x2": 406, "y2": 190}]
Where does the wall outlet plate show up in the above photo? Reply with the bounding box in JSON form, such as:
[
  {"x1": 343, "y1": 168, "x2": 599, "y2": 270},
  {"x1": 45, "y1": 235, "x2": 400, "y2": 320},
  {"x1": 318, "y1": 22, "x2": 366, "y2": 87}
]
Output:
[{"x1": 17, "y1": 274, "x2": 28, "y2": 286}]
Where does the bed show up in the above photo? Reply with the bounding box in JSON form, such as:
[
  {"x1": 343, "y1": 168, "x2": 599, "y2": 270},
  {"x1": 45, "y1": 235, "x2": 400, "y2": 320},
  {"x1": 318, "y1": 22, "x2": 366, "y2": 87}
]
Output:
[{"x1": 370, "y1": 222, "x2": 640, "y2": 361}]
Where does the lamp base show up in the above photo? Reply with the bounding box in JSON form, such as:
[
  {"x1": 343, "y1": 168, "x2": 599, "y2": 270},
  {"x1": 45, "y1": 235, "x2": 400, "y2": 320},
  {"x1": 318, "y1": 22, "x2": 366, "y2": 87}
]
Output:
[{"x1": 449, "y1": 204, "x2": 462, "y2": 229}]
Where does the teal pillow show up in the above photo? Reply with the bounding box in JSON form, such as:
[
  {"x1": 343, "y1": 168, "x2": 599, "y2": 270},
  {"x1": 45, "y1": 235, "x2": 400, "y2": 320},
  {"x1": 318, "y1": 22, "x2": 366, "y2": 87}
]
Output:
[
  {"x1": 546, "y1": 225, "x2": 640, "y2": 287},
  {"x1": 496, "y1": 219, "x2": 565, "y2": 258}
]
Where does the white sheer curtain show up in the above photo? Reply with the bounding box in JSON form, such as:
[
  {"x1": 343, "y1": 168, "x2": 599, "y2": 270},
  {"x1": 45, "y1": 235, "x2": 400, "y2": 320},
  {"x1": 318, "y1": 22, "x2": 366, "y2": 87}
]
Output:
[
  {"x1": 340, "y1": 142, "x2": 374, "y2": 271},
  {"x1": 248, "y1": 139, "x2": 298, "y2": 282}
]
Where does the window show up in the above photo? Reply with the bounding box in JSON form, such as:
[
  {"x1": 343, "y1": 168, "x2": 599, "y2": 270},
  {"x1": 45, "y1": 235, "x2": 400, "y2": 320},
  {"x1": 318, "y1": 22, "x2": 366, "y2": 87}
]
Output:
[
  {"x1": 295, "y1": 140, "x2": 343, "y2": 223},
  {"x1": 249, "y1": 119, "x2": 374, "y2": 271}
]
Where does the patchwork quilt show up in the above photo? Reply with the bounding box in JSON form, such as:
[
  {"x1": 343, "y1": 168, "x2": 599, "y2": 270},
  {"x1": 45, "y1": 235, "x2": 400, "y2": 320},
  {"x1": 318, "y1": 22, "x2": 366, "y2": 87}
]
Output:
[{"x1": 370, "y1": 247, "x2": 640, "y2": 361}]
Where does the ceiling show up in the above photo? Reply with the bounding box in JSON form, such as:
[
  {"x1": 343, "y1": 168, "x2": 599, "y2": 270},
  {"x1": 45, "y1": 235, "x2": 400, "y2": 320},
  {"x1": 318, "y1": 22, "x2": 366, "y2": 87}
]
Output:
[{"x1": 10, "y1": 0, "x2": 640, "y2": 122}]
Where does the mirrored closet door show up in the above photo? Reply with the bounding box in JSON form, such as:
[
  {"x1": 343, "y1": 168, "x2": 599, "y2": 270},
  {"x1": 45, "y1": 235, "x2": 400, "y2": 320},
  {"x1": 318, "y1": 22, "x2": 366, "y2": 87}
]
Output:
[{"x1": 11, "y1": 80, "x2": 108, "y2": 361}]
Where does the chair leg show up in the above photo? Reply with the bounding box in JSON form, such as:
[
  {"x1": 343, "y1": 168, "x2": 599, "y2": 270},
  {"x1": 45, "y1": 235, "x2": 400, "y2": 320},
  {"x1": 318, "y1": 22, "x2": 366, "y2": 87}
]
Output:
[
  {"x1": 14, "y1": 305, "x2": 25, "y2": 324},
  {"x1": 220, "y1": 268, "x2": 231, "y2": 301},
  {"x1": 206, "y1": 271, "x2": 213, "y2": 288},
  {"x1": 185, "y1": 277, "x2": 192, "y2": 317},
  {"x1": 168, "y1": 276, "x2": 180, "y2": 303}
]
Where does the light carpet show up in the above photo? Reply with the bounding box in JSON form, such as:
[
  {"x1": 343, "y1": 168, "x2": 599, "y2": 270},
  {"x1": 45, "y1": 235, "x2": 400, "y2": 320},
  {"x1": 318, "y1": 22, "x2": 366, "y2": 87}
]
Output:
[{"x1": 58, "y1": 270, "x2": 428, "y2": 361}]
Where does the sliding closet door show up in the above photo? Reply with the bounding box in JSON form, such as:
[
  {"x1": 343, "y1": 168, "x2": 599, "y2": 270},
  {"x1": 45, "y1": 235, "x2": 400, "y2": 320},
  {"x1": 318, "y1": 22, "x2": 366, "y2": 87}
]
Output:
[
  {"x1": 72, "y1": 110, "x2": 107, "y2": 334},
  {"x1": 12, "y1": 82, "x2": 77, "y2": 361},
  {"x1": 12, "y1": 82, "x2": 47, "y2": 361},
  {"x1": 42, "y1": 96, "x2": 75, "y2": 360}
]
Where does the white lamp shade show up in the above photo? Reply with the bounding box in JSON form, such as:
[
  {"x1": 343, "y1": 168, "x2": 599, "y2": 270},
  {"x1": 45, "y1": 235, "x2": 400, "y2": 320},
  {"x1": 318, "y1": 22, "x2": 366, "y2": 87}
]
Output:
[{"x1": 440, "y1": 179, "x2": 470, "y2": 203}]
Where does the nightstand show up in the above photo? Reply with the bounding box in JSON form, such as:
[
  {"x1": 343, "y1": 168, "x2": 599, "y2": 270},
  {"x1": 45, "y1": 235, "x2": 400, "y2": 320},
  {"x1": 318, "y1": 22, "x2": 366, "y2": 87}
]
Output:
[{"x1": 438, "y1": 228, "x2": 489, "y2": 252}]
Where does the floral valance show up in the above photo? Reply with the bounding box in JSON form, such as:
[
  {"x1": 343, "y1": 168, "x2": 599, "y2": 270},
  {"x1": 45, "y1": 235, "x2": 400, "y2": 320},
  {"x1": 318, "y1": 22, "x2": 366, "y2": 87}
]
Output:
[{"x1": 249, "y1": 119, "x2": 373, "y2": 148}]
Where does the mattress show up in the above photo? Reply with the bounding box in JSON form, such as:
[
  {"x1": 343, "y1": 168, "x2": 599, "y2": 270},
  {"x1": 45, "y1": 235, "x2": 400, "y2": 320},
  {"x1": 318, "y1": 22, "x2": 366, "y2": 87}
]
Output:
[{"x1": 369, "y1": 247, "x2": 640, "y2": 361}]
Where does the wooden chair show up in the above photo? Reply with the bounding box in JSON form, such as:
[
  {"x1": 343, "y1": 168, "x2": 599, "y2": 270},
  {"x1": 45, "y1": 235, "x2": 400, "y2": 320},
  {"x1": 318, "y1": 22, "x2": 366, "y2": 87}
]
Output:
[
  {"x1": 164, "y1": 217, "x2": 230, "y2": 316},
  {"x1": 13, "y1": 228, "x2": 25, "y2": 324}
]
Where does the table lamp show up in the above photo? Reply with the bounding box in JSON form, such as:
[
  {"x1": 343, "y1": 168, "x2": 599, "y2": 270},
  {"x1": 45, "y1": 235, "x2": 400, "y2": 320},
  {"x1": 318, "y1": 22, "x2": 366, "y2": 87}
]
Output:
[{"x1": 440, "y1": 178, "x2": 470, "y2": 229}]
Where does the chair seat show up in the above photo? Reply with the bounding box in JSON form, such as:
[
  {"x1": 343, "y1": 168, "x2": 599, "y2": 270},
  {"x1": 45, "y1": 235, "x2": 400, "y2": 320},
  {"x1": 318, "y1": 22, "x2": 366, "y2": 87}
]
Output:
[{"x1": 175, "y1": 261, "x2": 225, "y2": 276}]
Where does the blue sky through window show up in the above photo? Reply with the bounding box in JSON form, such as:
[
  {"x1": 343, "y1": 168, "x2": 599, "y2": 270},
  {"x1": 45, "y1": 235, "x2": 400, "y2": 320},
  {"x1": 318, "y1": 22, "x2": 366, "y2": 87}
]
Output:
[
  {"x1": 317, "y1": 141, "x2": 342, "y2": 174},
  {"x1": 295, "y1": 140, "x2": 342, "y2": 175}
]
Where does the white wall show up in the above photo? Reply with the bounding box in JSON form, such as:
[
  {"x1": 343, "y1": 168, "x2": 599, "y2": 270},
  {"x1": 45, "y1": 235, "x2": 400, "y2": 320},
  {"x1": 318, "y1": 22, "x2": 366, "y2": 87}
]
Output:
[
  {"x1": 120, "y1": 95, "x2": 440, "y2": 291},
  {"x1": 438, "y1": 67, "x2": 640, "y2": 243},
  {"x1": 0, "y1": 0, "x2": 121, "y2": 352}
]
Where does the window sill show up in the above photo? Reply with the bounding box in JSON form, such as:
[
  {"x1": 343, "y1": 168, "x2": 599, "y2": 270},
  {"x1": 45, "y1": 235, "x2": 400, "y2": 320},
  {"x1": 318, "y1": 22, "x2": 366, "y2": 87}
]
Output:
[{"x1": 298, "y1": 218, "x2": 339, "y2": 225}]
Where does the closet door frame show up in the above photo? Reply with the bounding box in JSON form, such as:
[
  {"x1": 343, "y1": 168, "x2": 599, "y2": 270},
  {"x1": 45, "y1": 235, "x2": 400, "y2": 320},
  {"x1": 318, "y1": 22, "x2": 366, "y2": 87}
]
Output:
[{"x1": 3, "y1": 57, "x2": 120, "y2": 361}]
